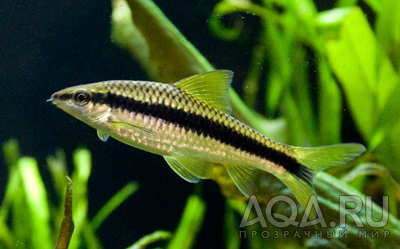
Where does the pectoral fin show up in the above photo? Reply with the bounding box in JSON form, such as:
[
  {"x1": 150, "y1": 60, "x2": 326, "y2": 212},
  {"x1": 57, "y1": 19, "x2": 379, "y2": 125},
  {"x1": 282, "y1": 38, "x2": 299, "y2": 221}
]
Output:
[
  {"x1": 97, "y1": 130, "x2": 110, "y2": 142},
  {"x1": 224, "y1": 164, "x2": 261, "y2": 197},
  {"x1": 108, "y1": 115, "x2": 152, "y2": 133},
  {"x1": 163, "y1": 155, "x2": 214, "y2": 183}
]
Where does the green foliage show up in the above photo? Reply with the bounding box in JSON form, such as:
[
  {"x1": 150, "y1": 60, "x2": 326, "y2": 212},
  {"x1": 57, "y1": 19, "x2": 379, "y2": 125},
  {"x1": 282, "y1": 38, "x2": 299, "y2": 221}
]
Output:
[
  {"x1": 0, "y1": 140, "x2": 203, "y2": 249},
  {"x1": 0, "y1": 140, "x2": 137, "y2": 248},
  {"x1": 166, "y1": 195, "x2": 206, "y2": 249}
]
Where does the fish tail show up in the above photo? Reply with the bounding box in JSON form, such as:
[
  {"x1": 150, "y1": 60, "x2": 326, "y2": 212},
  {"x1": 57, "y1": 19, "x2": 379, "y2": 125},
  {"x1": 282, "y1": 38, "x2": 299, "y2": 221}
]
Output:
[
  {"x1": 291, "y1": 143, "x2": 366, "y2": 181},
  {"x1": 277, "y1": 143, "x2": 366, "y2": 217},
  {"x1": 294, "y1": 143, "x2": 365, "y2": 167}
]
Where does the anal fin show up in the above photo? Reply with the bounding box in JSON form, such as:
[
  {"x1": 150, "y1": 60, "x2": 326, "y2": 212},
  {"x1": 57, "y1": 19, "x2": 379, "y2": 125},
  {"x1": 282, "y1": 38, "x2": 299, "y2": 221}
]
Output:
[
  {"x1": 163, "y1": 155, "x2": 214, "y2": 183},
  {"x1": 275, "y1": 173, "x2": 318, "y2": 219},
  {"x1": 225, "y1": 164, "x2": 261, "y2": 197}
]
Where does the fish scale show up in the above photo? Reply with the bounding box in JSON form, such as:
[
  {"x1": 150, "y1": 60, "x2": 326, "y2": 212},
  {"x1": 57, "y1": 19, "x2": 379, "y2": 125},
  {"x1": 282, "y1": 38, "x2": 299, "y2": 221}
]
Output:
[
  {"x1": 49, "y1": 70, "x2": 366, "y2": 216},
  {"x1": 102, "y1": 80, "x2": 277, "y2": 153}
]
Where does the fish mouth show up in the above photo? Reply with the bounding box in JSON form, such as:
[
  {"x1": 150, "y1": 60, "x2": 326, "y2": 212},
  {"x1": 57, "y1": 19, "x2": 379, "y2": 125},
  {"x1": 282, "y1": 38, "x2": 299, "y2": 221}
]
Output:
[
  {"x1": 47, "y1": 92, "x2": 62, "y2": 104},
  {"x1": 46, "y1": 93, "x2": 57, "y2": 104}
]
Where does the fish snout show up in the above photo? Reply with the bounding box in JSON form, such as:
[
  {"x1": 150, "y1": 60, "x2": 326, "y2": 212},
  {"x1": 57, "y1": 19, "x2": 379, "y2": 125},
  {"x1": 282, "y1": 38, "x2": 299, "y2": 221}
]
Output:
[
  {"x1": 46, "y1": 92, "x2": 58, "y2": 104},
  {"x1": 47, "y1": 90, "x2": 66, "y2": 104}
]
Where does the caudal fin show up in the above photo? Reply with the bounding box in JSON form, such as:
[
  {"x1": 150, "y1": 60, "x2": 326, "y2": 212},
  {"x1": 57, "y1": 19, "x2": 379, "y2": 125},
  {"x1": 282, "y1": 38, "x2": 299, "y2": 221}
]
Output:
[
  {"x1": 289, "y1": 143, "x2": 367, "y2": 188},
  {"x1": 278, "y1": 143, "x2": 366, "y2": 217},
  {"x1": 292, "y1": 143, "x2": 366, "y2": 172}
]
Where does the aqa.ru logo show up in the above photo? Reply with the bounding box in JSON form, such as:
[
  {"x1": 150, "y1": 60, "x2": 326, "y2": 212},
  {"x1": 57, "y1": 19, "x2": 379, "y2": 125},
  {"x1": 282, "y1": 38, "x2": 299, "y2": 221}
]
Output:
[{"x1": 239, "y1": 195, "x2": 389, "y2": 229}]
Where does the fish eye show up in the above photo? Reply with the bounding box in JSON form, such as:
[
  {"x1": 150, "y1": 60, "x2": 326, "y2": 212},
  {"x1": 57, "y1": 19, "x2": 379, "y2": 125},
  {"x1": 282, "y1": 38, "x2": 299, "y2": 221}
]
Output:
[{"x1": 73, "y1": 90, "x2": 91, "y2": 106}]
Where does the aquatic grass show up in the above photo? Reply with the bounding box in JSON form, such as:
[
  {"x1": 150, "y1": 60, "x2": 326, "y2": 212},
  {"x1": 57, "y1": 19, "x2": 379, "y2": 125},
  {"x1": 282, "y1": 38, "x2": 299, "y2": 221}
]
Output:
[
  {"x1": 111, "y1": 0, "x2": 400, "y2": 247},
  {"x1": 126, "y1": 230, "x2": 172, "y2": 249},
  {"x1": 0, "y1": 140, "x2": 137, "y2": 248},
  {"x1": 125, "y1": 195, "x2": 206, "y2": 249},
  {"x1": 91, "y1": 182, "x2": 138, "y2": 231},
  {"x1": 18, "y1": 157, "x2": 53, "y2": 249},
  {"x1": 224, "y1": 200, "x2": 242, "y2": 249},
  {"x1": 167, "y1": 195, "x2": 206, "y2": 249}
]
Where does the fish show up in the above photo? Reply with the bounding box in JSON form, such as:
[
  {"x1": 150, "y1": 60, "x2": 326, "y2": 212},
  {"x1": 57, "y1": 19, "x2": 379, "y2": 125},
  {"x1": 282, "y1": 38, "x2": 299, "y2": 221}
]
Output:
[{"x1": 48, "y1": 70, "x2": 366, "y2": 211}]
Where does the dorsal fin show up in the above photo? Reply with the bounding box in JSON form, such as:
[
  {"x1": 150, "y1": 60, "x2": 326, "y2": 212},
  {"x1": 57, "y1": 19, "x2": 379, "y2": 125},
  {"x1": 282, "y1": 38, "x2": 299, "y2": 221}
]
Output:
[{"x1": 174, "y1": 70, "x2": 233, "y2": 115}]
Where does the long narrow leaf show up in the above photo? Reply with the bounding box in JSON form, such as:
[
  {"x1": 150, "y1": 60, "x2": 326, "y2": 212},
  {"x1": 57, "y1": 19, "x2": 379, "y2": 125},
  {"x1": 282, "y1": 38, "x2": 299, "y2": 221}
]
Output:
[
  {"x1": 18, "y1": 157, "x2": 52, "y2": 249},
  {"x1": 91, "y1": 182, "x2": 138, "y2": 231},
  {"x1": 167, "y1": 195, "x2": 206, "y2": 249}
]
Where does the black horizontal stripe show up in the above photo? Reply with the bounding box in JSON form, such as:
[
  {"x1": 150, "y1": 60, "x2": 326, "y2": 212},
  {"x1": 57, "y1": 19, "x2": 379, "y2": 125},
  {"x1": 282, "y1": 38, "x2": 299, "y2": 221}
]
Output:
[
  {"x1": 59, "y1": 93, "x2": 73, "y2": 101},
  {"x1": 93, "y1": 92, "x2": 311, "y2": 184}
]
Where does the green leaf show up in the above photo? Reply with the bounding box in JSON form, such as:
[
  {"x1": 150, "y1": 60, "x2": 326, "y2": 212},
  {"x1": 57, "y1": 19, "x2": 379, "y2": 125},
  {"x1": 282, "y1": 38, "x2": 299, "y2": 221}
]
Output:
[
  {"x1": 208, "y1": 2, "x2": 244, "y2": 41},
  {"x1": 335, "y1": 0, "x2": 358, "y2": 8},
  {"x1": 320, "y1": 7, "x2": 377, "y2": 140},
  {"x1": 281, "y1": 44, "x2": 318, "y2": 146},
  {"x1": 284, "y1": 93, "x2": 304, "y2": 146},
  {"x1": 2, "y1": 139, "x2": 20, "y2": 169},
  {"x1": 0, "y1": 141, "x2": 21, "y2": 248},
  {"x1": 91, "y1": 182, "x2": 138, "y2": 231},
  {"x1": 167, "y1": 195, "x2": 206, "y2": 249},
  {"x1": 289, "y1": 45, "x2": 318, "y2": 145},
  {"x1": 341, "y1": 163, "x2": 400, "y2": 211},
  {"x1": 318, "y1": 59, "x2": 342, "y2": 145},
  {"x1": 18, "y1": 157, "x2": 52, "y2": 249},
  {"x1": 369, "y1": 64, "x2": 400, "y2": 150},
  {"x1": 224, "y1": 201, "x2": 240, "y2": 249},
  {"x1": 242, "y1": 40, "x2": 266, "y2": 109},
  {"x1": 264, "y1": 19, "x2": 292, "y2": 113},
  {"x1": 375, "y1": 120, "x2": 400, "y2": 176},
  {"x1": 127, "y1": 231, "x2": 172, "y2": 249},
  {"x1": 69, "y1": 148, "x2": 92, "y2": 249},
  {"x1": 112, "y1": 0, "x2": 213, "y2": 83},
  {"x1": 336, "y1": 0, "x2": 382, "y2": 13},
  {"x1": 315, "y1": 172, "x2": 400, "y2": 244},
  {"x1": 375, "y1": 0, "x2": 400, "y2": 71},
  {"x1": 362, "y1": 0, "x2": 383, "y2": 13},
  {"x1": 47, "y1": 149, "x2": 68, "y2": 197},
  {"x1": 376, "y1": 55, "x2": 399, "y2": 112}
]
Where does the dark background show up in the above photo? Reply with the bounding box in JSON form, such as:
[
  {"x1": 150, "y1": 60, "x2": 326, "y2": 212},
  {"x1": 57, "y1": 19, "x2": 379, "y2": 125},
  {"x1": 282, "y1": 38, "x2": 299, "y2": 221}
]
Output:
[{"x1": 0, "y1": 1, "x2": 339, "y2": 248}]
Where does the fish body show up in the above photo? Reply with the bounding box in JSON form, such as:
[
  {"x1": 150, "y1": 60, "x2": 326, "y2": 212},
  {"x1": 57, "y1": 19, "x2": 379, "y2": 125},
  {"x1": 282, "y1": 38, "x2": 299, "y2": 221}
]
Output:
[{"x1": 49, "y1": 70, "x2": 366, "y2": 210}]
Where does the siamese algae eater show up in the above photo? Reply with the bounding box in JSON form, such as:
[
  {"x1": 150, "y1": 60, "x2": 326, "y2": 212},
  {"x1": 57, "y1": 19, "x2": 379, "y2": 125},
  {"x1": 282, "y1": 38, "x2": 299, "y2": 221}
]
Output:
[{"x1": 48, "y1": 70, "x2": 365, "y2": 210}]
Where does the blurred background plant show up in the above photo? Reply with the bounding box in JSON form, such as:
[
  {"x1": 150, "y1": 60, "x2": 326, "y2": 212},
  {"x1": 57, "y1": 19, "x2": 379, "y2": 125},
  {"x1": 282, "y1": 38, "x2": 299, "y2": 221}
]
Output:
[
  {"x1": 0, "y1": 140, "x2": 137, "y2": 248},
  {"x1": 0, "y1": 139, "x2": 207, "y2": 249}
]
